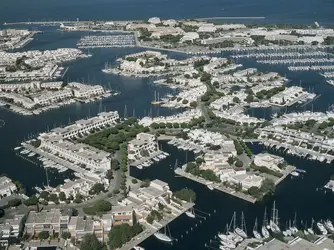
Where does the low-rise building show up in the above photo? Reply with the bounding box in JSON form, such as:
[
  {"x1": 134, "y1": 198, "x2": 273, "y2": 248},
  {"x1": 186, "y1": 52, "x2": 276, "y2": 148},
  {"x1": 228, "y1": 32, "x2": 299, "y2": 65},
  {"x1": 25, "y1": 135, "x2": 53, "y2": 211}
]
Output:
[
  {"x1": 253, "y1": 153, "x2": 284, "y2": 173},
  {"x1": 128, "y1": 133, "x2": 157, "y2": 161},
  {"x1": 0, "y1": 176, "x2": 17, "y2": 198},
  {"x1": 25, "y1": 209, "x2": 64, "y2": 235},
  {"x1": 220, "y1": 169, "x2": 263, "y2": 190},
  {"x1": 0, "y1": 214, "x2": 25, "y2": 239}
]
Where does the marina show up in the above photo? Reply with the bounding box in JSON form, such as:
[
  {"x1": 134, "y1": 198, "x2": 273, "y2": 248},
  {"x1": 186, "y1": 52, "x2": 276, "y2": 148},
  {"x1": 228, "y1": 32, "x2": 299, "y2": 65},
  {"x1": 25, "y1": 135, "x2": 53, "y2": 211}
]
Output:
[{"x1": 77, "y1": 34, "x2": 136, "y2": 48}]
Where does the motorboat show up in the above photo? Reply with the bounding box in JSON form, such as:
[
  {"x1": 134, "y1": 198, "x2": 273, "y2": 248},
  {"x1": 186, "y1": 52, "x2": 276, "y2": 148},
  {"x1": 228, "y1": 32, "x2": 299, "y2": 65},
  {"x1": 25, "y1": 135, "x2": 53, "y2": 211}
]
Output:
[
  {"x1": 133, "y1": 246, "x2": 145, "y2": 250},
  {"x1": 324, "y1": 220, "x2": 334, "y2": 232},
  {"x1": 290, "y1": 171, "x2": 300, "y2": 177},
  {"x1": 185, "y1": 202, "x2": 195, "y2": 218},
  {"x1": 316, "y1": 222, "x2": 328, "y2": 235},
  {"x1": 220, "y1": 240, "x2": 236, "y2": 249}
]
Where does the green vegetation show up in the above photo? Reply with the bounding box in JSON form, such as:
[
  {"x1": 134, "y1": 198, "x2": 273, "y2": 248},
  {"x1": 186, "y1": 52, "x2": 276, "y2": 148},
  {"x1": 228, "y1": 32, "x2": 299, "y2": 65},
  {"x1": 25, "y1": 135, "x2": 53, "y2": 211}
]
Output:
[
  {"x1": 247, "y1": 178, "x2": 276, "y2": 199},
  {"x1": 80, "y1": 233, "x2": 107, "y2": 250},
  {"x1": 90, "y1": 183, "x2": 106, "y2": 195},
  {"x1": 61, "y1": 231, "x2": 71, "y2": 240},
  {"x1": 74, "y1": 192, "x2": 83, "y2": 203},
  {"x1": 185, "y1": 162, "x2": 220, "y2": 182},
  {"x1": 173, "y1": 188, "x2": 196, "y2": 202},
  {"x1": 255, "y1": 86, "x2": 285, "y2": 100},
  {"x1": 38, "y1": 231, "x2": 50, "y2": 240},
  {"x1": 82, "y1": 118, "x2": 148, "y2": 153},
  {"x1": 250, "y1": 163, "x2": 283, "y2": 178},
  {"x1": 108, "y1": 223, "x2": 143, "y2": 250},
  {"x1": 233, "y1": 140, "x2": 244, "y2": 155},
  {"x1": 146, "y1": 210, "x2": 163, "y2": 224},
  {"x1": 83, "y1": 200, "x2": 112, "y2": 215},
  {"x1": 23, "y1": 195, "x2": 39, "y2": 206},
  {"x1": 7, "y1": 198, "x2": 22, "y2": 207}
]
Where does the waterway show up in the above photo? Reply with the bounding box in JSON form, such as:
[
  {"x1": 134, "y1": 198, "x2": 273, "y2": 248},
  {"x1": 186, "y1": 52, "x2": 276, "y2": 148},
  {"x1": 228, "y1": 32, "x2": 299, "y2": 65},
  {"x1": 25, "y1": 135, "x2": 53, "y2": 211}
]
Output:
[{"x1": 0, "y1": 1, "x2": 334, "y2": 249}]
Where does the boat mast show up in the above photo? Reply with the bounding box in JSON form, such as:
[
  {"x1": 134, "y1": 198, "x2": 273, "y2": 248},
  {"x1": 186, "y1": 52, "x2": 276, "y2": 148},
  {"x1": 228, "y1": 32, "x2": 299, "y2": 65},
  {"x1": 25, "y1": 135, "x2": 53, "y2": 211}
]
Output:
[
  {"x1": 263, "y1": 207, "x2": 267, "y2": 226},
  {"x1": 241, "y1": 212, "x2": 247, "y2": 234},
  {"x1": 253, "y1": 218, "x2": 258, "y2": 231}
]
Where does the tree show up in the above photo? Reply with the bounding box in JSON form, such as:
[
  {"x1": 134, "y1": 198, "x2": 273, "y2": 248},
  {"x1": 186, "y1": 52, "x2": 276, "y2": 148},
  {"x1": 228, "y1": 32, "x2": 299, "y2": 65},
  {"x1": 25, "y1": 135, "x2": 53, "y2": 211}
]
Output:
[
  {"x1": 260, "y1": 178, "x2": 276, "y2": 194},
  {"x1": 61, "y1": 231, "x2": 71, "y2": 240},
  {"x1": 235, "y1": 160, "x2": 243, "y2": 168},
  {"x1": 108, "y1": 223, "x2": 143, "y2": 250},
  {"x1": 90, "y1": 183, "x2": 105, "y2": 195},
  {"x1": 233, "y1": 97, "x2": 240, "y2": 103},
  {"x1": 228, "y1": 156, "x2": 235, "y2": 165},
  {"x1": 173, "y1": 188, "x2": 196, "y2": 202},
  {"x1": 59, "y1": 192, "x2": 66, "y2": 201},
  {"x1": 132, "y1": 210, "x2": 137, "y2": 226},
  {"x1": 39, "y1": 231, "x2": 50, "y2": 240},
  {"x1": 23, "y1": 195, "x2": 39, "y2": 206},
  {"x1": 80, "y1": 234, "x2": 107, "y2": 250},
  {"x1": 40, "y1": 191, "x2": 50, "y2": 201},
  {"x1": 95, "y1": 200, "x2": 112, "y2": 213},
  {"x1": 74, "y1": 192, "x2": 83, "y2": 203},
  {"x1": 7, "y1": 198, "x2": 22, "y2": 207},
  {"x1": 190, "y1": 101, "x2": 197, "y2": 108},
  {"x1": 49, "y1": 193, "x2": 59, "y2": 204}
]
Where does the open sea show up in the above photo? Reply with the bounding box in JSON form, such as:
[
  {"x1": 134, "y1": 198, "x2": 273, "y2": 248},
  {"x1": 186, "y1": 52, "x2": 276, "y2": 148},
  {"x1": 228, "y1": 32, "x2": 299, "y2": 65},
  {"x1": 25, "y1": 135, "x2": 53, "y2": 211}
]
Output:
[{"x1": 1, "y1": 0, "x2": 334, "y2": 249}]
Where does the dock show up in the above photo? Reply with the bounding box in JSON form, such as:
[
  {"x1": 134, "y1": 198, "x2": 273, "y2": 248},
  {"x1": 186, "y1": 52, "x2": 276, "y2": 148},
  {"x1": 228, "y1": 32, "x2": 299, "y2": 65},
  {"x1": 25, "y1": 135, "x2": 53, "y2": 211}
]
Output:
[
  {"x1": 22, "y1": 143, "x2": 86, "y2": 174},
  {"x1": 174, "y1": 168, "x2": 257, "y2": 203},
  {"x1": 118, "y1": 202, "x2": 194, "y2": 250}
]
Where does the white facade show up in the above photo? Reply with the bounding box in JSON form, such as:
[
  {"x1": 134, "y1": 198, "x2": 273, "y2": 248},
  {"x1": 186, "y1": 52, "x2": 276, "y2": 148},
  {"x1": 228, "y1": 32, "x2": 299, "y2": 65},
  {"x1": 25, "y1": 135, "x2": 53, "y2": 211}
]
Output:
[
  {"x1": 0, "y1": 214, "x2": 24, "y2": 239},
  {"x1": 128, "y1": 133, "x2": 157, "y2": 160},
  {"x1": 253, "y1": 153, "x2": 284, "y2": 173},
  {"x1": 220, "y1": 169, "x2": 263, "y2": 190},
  {"x1": 46, "y1": 111, "x2": 119, "y2": 138},
  {"x1": 0, "y1": 176, "x2": 17, "y2": 198}
]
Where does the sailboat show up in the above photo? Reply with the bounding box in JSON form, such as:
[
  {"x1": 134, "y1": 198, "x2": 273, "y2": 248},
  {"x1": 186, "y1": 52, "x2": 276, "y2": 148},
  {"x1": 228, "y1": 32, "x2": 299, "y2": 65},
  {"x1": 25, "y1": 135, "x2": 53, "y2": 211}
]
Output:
[
  {"x1": 151, "y1": 91, "x2": 162, "y2": 105},
  {"x1": 282, "y1": 221, "x2": 291, "y2": 237},
  {"x1": 261, "y1": 207, "x2": 270, "y2": 239},
  {"x1": 218, "y1": 224, "x2": 238, "y2": 248},
  {"x1": 185, "y1": 200, "x2": 195, "y2": 218},
  {"x1": 289, "y1": 213, "x2": 298, "y2": 235},
  {"x1": 154, "y1": 225, "x2": 173, "y2": 242},
  {"x1": 269, "y1": 201, "x2": 281, "y2": 233},
  {"x1": 253, "y1": 218, "x2": 262, "y2": 239},
  {"x1": 307, "y1": 218, "x2": 315, "y2": 235},
  {"x1": 235, "y1": 212, "x2": 247, "y2": 238}
]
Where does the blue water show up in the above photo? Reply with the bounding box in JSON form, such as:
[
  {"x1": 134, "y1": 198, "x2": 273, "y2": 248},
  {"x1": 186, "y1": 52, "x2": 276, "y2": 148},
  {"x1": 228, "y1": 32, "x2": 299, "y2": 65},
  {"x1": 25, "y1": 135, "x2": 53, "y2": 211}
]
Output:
[
  {"x1": 1, "y1": 0, "x2": 334, "y2": 25},
  {"x1": 1, "y1": 1, "x2": 334, "y2": 250}
]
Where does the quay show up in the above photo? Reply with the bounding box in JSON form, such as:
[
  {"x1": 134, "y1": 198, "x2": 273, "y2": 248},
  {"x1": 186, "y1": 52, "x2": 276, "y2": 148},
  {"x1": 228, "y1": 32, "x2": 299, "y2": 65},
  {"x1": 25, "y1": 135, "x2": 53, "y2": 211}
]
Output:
[
  {"x1": 157, "y1": 135, "x2": 175, "y2": 141},
  {"x1": 174, "y1": 168, "x2": 257, "y2": 203},
  {"x1": 195, "y1": 16, "x2": 266, "y2": 20},
  {"x1": 118, "y1": 202, "x2": 194, "y2": 250},
  {"x1": 21, "y1": 142, "x2": 87, "y2": 174}
]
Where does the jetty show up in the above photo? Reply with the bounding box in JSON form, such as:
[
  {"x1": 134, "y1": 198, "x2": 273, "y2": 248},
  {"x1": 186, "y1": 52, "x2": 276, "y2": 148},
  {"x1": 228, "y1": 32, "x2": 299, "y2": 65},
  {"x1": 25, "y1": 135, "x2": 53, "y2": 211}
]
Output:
[{"x1": 118, "y1": 202, "x2": 194, "y2": 250}]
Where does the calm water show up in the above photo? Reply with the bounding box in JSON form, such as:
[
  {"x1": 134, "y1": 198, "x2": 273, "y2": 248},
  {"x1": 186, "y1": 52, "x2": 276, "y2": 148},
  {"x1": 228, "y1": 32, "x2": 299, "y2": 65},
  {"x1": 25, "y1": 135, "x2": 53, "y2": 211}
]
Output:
[
  {"x1": 1, "y1": 1, "x2": 334, "y2": 249},
  {"x1": 1, "y1": 0, "x2": 334, "y2": 26}
]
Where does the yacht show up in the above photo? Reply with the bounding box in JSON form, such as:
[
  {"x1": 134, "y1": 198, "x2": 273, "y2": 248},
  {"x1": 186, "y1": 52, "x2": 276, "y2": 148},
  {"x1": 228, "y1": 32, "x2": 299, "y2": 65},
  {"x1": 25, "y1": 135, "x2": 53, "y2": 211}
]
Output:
[
  {"x1": 14, "y1": 146, "x2": 21, "y2": 151},
  {"x1": 185, "y1": 200, "x2": 195, "y2": 218},
  {"x1": 154, "y1": 225, "x2": 172, "y2": 242},
  {"x1": 133, "y1": 247, "x2": 145, "y2": 250},
  {"x1": 269, "y1": 201, "x2": 281, "y2": 233},
  {"x1": 308, "y1": 219, "x2": 315, "y2": 235},
  {"x1": 290, "y1": 171, "x2": 300, "y2": 177},
  {"x1": 324, "y1": 220, "x2": 334, "y2": 232},
  {"x1": 316, "y1": 222, "x2": 328, "y2": 235},
  {"x1": 137, "y1": 164, "x2": 143, "y2": 170},
  {"x1": 220, "y1": 240, "x2": 236, "y2": 249},
  {"x1": 261, "y1": 207, "x2": 270, "y2": 238},
  {"x1": 253, "y1": 218, "x2": 262, "y2": 240}
]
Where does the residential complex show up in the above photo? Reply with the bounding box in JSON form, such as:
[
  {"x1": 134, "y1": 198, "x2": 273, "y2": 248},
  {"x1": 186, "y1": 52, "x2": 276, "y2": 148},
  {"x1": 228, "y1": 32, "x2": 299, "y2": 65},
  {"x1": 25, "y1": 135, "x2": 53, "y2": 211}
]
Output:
[
  {"x1": 128, "y1": 133, "x2": 157, "y2": 161},
  {"x1": 0, "y1": 176, "x2": 17, "y2": 198}
]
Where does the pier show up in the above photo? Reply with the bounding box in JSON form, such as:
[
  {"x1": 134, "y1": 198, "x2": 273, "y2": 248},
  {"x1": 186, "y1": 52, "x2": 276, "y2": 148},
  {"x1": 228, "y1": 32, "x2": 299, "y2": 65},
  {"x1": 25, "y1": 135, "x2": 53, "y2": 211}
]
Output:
[
  {"x1": 174, "y1": 168, "x2": 257, "y2": 203},
  {"x1": 77, "y1": 34, "x2": 136, "y2": 48},
  {"x1": 118, "y1": 202, "x2": 194, "y2": 250}
]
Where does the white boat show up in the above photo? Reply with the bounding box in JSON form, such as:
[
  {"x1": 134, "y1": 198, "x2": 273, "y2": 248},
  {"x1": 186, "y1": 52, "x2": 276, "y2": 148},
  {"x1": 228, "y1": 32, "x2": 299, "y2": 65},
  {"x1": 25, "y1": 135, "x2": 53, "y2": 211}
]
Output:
[
  {"x1": 137, "y1": 165, "x2": 143, "y2": 170},
  {"x1": 154, "y1": 225, "x2": 172, "y2": 242},
  {"x1": 261, "y1": 207, "x2": 270, "y2": 238},
  {"x1": 207, "y1": 184, "x2": 214, "y2": 190},
  {"x1": 133, "y1": 246, "x2": 145, "y2": 250},
  {"x1": 154, "y1": 232, "x2": 172, "y2": 242},
  {"x1": 324, "y1": 220, "x2": 334, "y2": 232},
  {"x1": 14, "y1": 146, "x2": 21, "y2": 150},
  {"x1": 270, "y1": 201, "x2": 281, "y2": 233},
  {"x1": 316, "y1": 222, "x2": 328, "y2": 235},
  {"x1": 253, "y1": 218, "x2": 262, "y2": 239},
  {"x1": 290, "y1": 171, "x2": 300, "y2": 177},
  {"x1": 220, "y1": 240, "x2": 236, "y2": 249},
  {"x1": 185, "y1": 200, "x2": 195, "y2": 218},
  {"x1": 28, "y1": 152, "x2": 35, "y2": 157},
  {"x1": 235, "y1": 227, "x2": 247, "y2": 238},
  {"x1": 307, "y1": 228, "x2": 315, "y2": 234}
]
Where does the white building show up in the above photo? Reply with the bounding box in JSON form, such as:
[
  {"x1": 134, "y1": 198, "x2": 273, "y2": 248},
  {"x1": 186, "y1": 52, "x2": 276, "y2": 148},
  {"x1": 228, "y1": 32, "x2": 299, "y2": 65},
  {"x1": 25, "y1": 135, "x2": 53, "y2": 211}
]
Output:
[
  {"x1": 58, "y1": 179, "x2": 94, "y2": 198},
  {"x1": 198, "y1": 23, "x2": 217, "y2": 33},
  {"x1": 68, "y1": 82, "x2": 105, "y2": 98},
  {"x1": 180, "y1": 32, "x2": 199, "y2": 43},
  {"x1": 32, "y1": 89, "x2": 73, "y2": 105},
  {"x1": 253, "y1": 153, "x2": 284, "y2": 173},
  {"x1": 128, "y1": 133, "x2": 157, "y2": 160},
  {"x1": 220, "y1": 169, "x2": 263, "y2": 190},
  {"x1": 148, "y1": 17, "x2": 161, "y2": 24},
  {"x1": 0, "y1": 214, "x2": 25, "y2": 239},
  {"x1": 46, "y1": 111, "x2": 119, "y2": 139},
  {"x1": 40, "y1": 138, "x2": 111, "y2": 171},
  {"x1": 0, "y1": 176, "x2": 17, "y2": 198}
]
